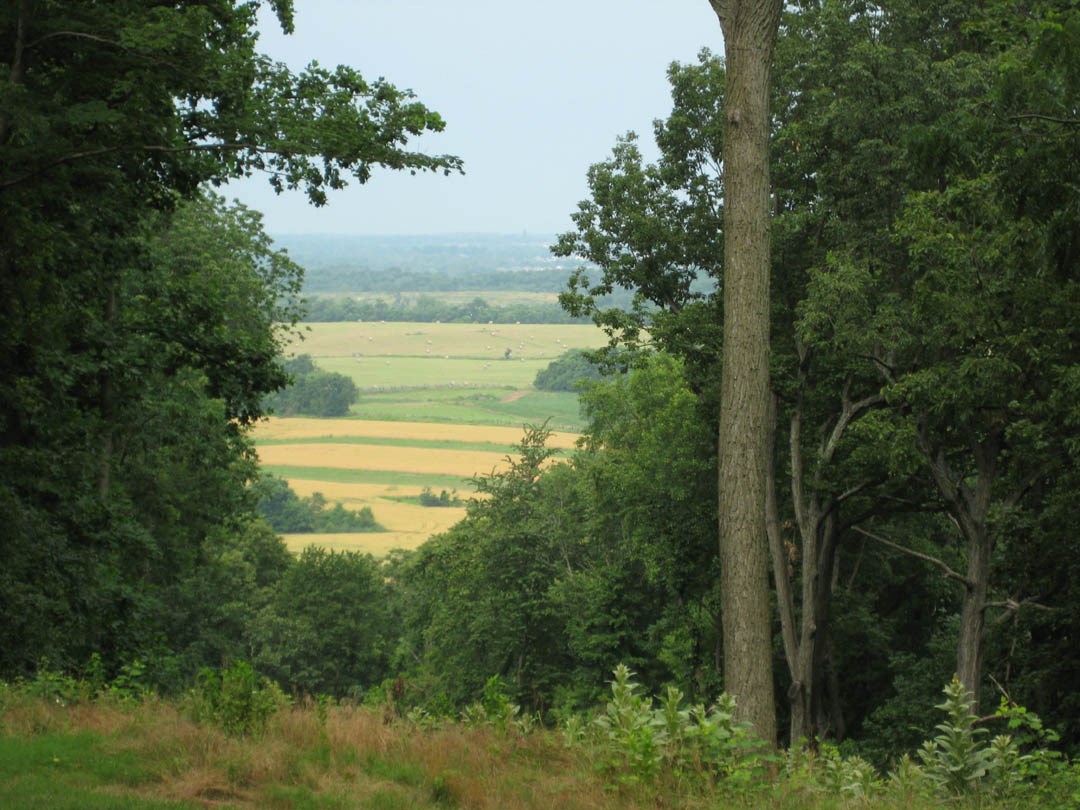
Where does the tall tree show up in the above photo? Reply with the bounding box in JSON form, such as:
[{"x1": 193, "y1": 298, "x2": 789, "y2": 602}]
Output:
[
  {"x1": 0, "y1": 0, "x2": 460, "y2": 678},
  {"x1": 708, "y1": 0, "x2": 782, "y2": 745}
]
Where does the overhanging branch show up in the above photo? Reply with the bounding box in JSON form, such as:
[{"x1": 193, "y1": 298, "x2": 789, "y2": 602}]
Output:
[{"x1": 852, "y1": 525, "x2": 974, "y2": 588}]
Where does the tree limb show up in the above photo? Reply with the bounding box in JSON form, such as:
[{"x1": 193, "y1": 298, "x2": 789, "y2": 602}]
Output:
[
  {"x1": 1010, "y1": 113, "x2": 1080, "y2": 126},
  {"x1": 852, "y1": 525, "x2": 974, "y2": 588},
  {"x1": 988, "y1": 596, "x2": 1055, "y2": 624}
]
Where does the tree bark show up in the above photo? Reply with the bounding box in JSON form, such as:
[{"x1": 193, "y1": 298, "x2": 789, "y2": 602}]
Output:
[
  {"x1": 710, "y1": 0, "x2": 782, "y2": 747},
  {"x1": 917, "y1": 425, "x2": 1000, "y2": 708}
]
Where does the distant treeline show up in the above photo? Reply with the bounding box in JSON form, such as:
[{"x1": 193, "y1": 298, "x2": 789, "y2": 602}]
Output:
[
  {"x1": 303, "y1": 294, "x2": 591, "y2": 324},
  {"x1": 254, "y1": 474, "x2": 382, "y2": 534},
  {"x1": 301, "y1": 267, "x2": 581, "y2": 294},
  {"x1": 273, "y1": 233, "x2": 562, "y2": 280}
]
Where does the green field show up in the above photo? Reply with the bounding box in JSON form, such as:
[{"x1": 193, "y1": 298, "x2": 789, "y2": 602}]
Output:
[{"x1": 256, "y1": 321, "x2": 602, "y2": 553}]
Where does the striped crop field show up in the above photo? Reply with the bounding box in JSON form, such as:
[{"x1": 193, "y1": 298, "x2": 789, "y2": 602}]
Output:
[
  {"x1": 254, "y1": 418, "x2": 573, "y2": 553},
  {"x1": 254, "y1": 416, "x2": 580, "y2": 449},
  {"x1": 254, "y1": 320, "x2": 605, "y2": 555}
]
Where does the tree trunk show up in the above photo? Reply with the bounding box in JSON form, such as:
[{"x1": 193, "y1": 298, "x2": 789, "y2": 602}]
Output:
[
  {"x1": 917, "y1": 426, "x2": 1000, "y2": 709},
  {"x1": 710, "y1": 0, "x2": 782, "y2": 747},
  {"x1": 957, "y1": 531, "x2": 991, "y2": 705}
]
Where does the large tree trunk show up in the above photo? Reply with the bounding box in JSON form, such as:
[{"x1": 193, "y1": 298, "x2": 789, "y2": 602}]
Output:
[{"x1": 710, "y1": 0, "x2": 781, "y2": 747}]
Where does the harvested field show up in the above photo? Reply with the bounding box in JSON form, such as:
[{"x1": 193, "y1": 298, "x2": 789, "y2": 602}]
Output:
[
  {"x1": 255, "y1": 417, "x2": 580, "y2": 450},
  {"x1": 291, "y1": 321, "x2": 608, "y2": 360},
  {"x1": 256, "y1": 443, "x2": 509, "y2": 476}
]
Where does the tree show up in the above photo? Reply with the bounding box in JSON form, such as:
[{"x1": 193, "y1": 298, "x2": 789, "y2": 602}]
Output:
[
  {"x1": 708, "y1": 0, "x2": 782, "y2": 746},
  {"x1": 0, "y1": 0, "x2": 459, "y2": 678},
  {"x1": 264, "y1": 356, "x2": 360, "y2": 417},
  {"x1": 253, "y1": 547, "x2": 393, "y2": 698},
  {"x1": 791, "y1": 0, "x2": 1080, "y2": 712},
  {"x1": 533, "y1": 349, "x2": 606, "y2": 392}
]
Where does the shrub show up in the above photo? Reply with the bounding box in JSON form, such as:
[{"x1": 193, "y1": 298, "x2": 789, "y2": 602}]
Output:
[{"x1": 186, "y1": 660, "x2": 288, "y2": 736}]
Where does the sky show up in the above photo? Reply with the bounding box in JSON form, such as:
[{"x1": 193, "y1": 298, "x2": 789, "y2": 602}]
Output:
[{"x1": 225, "y1": 0, "x2": 722, "y2": 236}]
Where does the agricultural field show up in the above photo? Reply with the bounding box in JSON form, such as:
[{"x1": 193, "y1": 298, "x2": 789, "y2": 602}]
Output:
[{"x1": 255, "y1": 322, "x2": 607, "y2": 556}]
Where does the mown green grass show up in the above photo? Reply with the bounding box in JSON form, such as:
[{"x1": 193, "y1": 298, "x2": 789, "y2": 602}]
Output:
[
  {"x1": 0, "y1": 732, "x2": 195, "y2": 809},
  {"x1": 255, "y1": 434, "x2": 522, "y2": 454},
  {"x1": 261, "y1": 465, "x2": 473, "y2": 491},
  {"x1": 258, "y1": 434, "x2": 572, "y2": 463},
  {"x1": 348, "y1": 390, "x2": 584, "y2": 432}
]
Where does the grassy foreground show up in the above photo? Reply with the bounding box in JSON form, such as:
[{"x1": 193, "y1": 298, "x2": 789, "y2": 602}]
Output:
[
  {"x1": 0, "y1": 697, "x2": 653, "y2": 810},
  {"x1": 0, "y1": 693, "x2": 1059, "y2": 810}
]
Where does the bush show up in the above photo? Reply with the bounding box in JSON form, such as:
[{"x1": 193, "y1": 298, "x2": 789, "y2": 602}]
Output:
[
  {"x1": 418, "y1": 487, "x2": 462, "y2": 507},
  {"x1": 186, "y1": 660, "x2": 288, "y2": 737},
  {"x1": 565, "y1": 664, "x2": 769, "y2": 790}
]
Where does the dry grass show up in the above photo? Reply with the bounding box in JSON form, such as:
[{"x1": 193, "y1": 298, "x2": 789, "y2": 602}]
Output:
[
  {"x1": 0, "y1": 697, "x2": 674, "y2": 810},
  {"x1": 2, "y1": 697, "x2": 1034, "y2": 810},
  {"x1": 291, "y1": 322, "x2": 608, "y2": 360}
]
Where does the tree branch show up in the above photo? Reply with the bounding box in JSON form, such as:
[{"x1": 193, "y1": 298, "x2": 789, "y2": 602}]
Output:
[
  {"x1": 1010, "y1": 113, "x2": 1080, "y2": 126},
  {"x1": 852, "y1": 525, "x2": 974, "y2": 588},
  {"x1": 0, "y1": 142, "x2": 257, "y2": 190},
  {"x1": 988, "y1": 596, "x2": 1055, "y2": 625},
  {"x1": 26, "y1": 30, "x2": 121, "y2": 50}
]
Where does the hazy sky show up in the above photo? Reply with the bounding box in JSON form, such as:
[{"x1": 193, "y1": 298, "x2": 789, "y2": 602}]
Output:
[{"x1": 226, "y1": 1, "x2": 721, "y2": 235}]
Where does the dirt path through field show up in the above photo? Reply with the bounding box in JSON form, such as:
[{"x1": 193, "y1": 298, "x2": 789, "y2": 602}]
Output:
[{"x1": 501, "y1": 389, "x2": 529, "y2": 403}]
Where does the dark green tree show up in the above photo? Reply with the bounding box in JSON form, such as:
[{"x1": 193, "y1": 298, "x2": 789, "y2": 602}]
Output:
[
  {"x1": 264, "y1": 356, "x2": 360, "y2": 417},
  {"x1": 253, "y1": 547, "x2": 393, "y2": 698},
  {"x1": 533, "y1": 349, "x2": 606, "y2": 392},
  {"x1": 0, "y1": 0, "x2": 459, "y2": 679}
]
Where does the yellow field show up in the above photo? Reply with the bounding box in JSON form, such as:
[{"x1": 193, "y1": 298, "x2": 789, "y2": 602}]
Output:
[
  {"x1": 279, "y1": 478, "x2": 469, "y2": 554},
  {"x1": 258, "y1": 443, "x2": 510, "y2": 476},
  {"x1": 258, "y1": 321, "x2": 599, "y2": 555},
  {"x1": 291, "y1": 321, "x2": 608, "y2": 360},
  {"x1": 254, "y1": 417, "x2": 577, "y2": 554},
  {"x1": 255, "y1": 416, "x2": 580, "y2": 450}
]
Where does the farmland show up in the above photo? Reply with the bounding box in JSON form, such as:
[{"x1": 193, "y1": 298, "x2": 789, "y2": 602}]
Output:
[{"x1": 254, "y1": 322, "x2": 607, "y2": 555}]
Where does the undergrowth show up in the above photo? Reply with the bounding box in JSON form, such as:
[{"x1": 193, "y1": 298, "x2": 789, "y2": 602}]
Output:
[{"x1": 1, "y1": 662, "x2": 1078, "y2": 809}]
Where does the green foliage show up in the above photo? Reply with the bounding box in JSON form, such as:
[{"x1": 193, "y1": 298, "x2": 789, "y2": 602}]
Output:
[
  {"x1": 417, "y1": 487, "x2": 462, "y2": 507},
  {"x1": 264, "y1": 355, "x2": 360, "y2": 417},
  {"x1": 252, "y1": 547, "x2": 394, "y2": 698},
  {"x1": 916, "y1": 678, "x2": 996, "y2": 795},
  {"x1": 0, "y1": 0, "x2": 457, "y2": 684},
  {"x1": 253, "y1": 474, "x2": 382, "y2": 533},
  {"x1": 186, "y1": 661, "x2": 287, "y2": 737},
  {"x1": 459, "y1": 675, "x2": 530, "y2": 734},
  {"x1": 533, "y1": 349, "x2": 607, "y2": 391},
  {"x1": 592, "y1": 664, "x2": 666, "y2": 783},
  {"x1": 565, "y1": 664, "x2": 768, "y2": 791}
]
